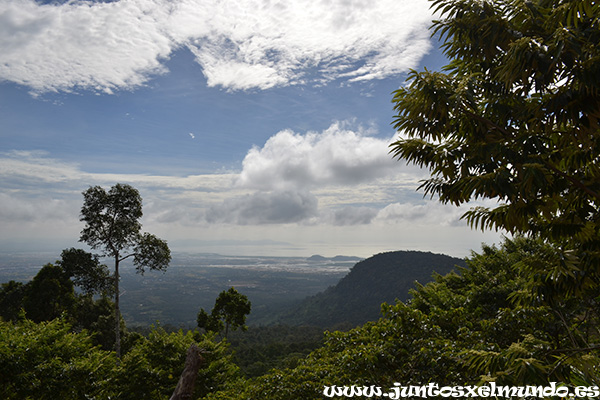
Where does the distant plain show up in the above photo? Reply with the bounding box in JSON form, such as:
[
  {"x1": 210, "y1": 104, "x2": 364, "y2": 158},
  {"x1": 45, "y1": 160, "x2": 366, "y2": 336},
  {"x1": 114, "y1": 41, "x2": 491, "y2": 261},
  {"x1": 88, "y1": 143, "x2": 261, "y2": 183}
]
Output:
[{"x1": 0, "y1": 252, "x2": 359, "y2": 327}]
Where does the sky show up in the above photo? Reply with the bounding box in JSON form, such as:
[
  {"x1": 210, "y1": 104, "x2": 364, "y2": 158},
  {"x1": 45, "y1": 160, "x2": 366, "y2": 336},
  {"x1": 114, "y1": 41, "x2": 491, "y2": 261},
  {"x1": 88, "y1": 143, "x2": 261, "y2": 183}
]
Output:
[{"x1": 0, "y1": 0, "x2": 503, "y2": 259}]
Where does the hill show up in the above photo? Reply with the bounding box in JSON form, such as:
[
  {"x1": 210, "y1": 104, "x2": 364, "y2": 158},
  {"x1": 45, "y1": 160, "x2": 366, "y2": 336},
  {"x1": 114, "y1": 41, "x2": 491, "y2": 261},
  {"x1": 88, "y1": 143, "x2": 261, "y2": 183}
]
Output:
[{"x1": 275, "y1": 250, "x2": 465, "y2": 329}]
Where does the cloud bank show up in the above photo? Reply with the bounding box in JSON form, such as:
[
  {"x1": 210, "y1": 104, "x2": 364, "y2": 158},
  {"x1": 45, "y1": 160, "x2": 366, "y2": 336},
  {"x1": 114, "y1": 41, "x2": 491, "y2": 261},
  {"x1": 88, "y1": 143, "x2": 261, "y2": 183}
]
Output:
[
  {"x1": 0, "y1": 123, "x2": 424, "y2": 227},
  {"x1": 0, "y1": 0, "x2": 434, "y2": 93},
  {"x1": 206, "y1": 190, "x2": 319, "y2": 225},
  {"x1": 0, "y1": 122, "x2": 503, "y2": 257}
]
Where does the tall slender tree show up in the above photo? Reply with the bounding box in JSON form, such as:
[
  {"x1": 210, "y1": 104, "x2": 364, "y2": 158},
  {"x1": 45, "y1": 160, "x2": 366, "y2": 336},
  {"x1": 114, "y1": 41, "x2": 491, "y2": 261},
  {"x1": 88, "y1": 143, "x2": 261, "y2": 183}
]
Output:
[{"x1": 79, "y1": 183, "x2": 171, "y2": 359}]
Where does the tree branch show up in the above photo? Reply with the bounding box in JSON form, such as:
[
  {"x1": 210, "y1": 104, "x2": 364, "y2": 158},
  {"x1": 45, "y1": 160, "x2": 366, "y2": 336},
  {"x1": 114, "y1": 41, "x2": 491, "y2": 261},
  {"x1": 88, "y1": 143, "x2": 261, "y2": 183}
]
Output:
[{"x1": 118, "y1": 253, "x2": 136, "y2": 263}]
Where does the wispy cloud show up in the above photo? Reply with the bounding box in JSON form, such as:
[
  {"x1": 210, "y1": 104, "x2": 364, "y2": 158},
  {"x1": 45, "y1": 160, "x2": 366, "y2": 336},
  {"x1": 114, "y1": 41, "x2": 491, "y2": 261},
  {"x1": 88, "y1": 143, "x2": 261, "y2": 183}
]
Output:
[
  {"x1": 0, "y1": 0, "x2": 173, "y2": 94},
  {"x1": 0, "y1": 150, "x2": 233, "y2": 189},
  {"x1": 0, "y1": 192, "x2": 74, "y2": 223},
  {"x1": 0, "y1": 0, "x2": 434, "y2": 94}
]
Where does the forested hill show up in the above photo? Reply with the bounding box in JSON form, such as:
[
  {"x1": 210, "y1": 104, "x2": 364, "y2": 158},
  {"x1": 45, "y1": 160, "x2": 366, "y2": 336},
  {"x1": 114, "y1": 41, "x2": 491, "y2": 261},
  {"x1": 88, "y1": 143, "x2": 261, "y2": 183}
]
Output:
[{"x1": 275, "y1": 250, "x2": 465, "y2": 329}]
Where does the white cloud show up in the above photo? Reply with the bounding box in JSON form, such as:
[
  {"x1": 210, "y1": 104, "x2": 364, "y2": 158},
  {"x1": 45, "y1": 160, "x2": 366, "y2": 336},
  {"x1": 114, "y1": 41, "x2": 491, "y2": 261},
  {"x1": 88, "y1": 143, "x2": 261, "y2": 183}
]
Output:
[
  {"x1": 0, "y1": 150, "x2": 82, "y2": 184},
  {"x1": 0, "y1": 0, "x2": 434, "y2": 94},
  {"x1": 0, "y1": 0, "x2": 173, "y2": 94},
  {"x1": 237, "y1": 121, "x2": 400, "y2": 190},
  {"x1": 0, "y1": 125, "x2": 432, "y2": 229},
  {"x1": 375, "y1": 198, "x2": 503, "y2": 228},
  {"x1": 0, "y1": 150, "x2": 234, "y2": 189},
  {"x1": 188, "y1": 39, "x2": 295, "y2": 91}
]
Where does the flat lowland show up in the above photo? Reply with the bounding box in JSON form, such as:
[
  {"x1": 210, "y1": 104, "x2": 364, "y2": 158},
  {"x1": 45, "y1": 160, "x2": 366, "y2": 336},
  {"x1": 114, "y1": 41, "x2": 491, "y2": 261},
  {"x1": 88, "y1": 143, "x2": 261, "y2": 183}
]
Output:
[{"x1": 0, "y1": 252, "x2": 357, "y2": 327}]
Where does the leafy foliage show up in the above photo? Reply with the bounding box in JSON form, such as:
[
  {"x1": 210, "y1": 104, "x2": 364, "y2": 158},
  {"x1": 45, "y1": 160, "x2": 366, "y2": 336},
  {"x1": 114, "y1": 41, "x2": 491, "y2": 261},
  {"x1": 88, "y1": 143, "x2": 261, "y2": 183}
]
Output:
[
  {"x1": 59, "y1": 247, "x2": 112, "y2": 295},
  {"x1": 79, "y1": 184, "x2": 171, "y2": 275},
  {"x1": 80, "y1": 183, "x2": 144, "y2": 257},
  {"x1": 198, "y1": 287, "x2": 252, "y2": 339},
  {"x1": 71, "y1": 294, "x2": 124, "y2": 350},
  {"x1": 21, "y1": 263, "x2": 75, "y2": 323},
  {"x1": 0, "y1": 318, "x2": 114, "y2": 400},
  {"x1": 133, "y1": 232, "x2": 172, "y2": 275},
  {"x1": 4, "y1": 237, "x2": 599, "y2": 398},
  {"x1": 389, "y1": 0, "x2": 600, "y2": 389},
  {"x1": 114, "y1": 327, "x2": 240, "y2": 400},
  {"x1": 0, "y1": 280, "x2": 26, "y2": 322},
  {"x1": 0, "y1": 318, "x2": 240, "y2": 400},
  {"x1": 0, "y1": 251, "x2": 121, "y2": 350},
  {"x1": 390, "y1": 0, "x2": 600, "y2": 248},
  {"x1": 206, "y1": 237, "x2": 600, "y2": 399},
  {"x1": 227, "y1": 325, "x2": 325, "y2": 377}
]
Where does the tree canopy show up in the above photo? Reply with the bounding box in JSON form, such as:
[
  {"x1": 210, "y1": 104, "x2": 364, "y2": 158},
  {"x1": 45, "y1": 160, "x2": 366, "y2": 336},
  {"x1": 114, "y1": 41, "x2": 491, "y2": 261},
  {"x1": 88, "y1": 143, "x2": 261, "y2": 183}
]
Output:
[
  {"x1": 390, "y1": 0, "x2": 600, "y2": 249},
  {"x1": 58, "y1": 248, "x2": 112, "y2": 296},
  {"x1": 198, "y1": 287, "x2": 252, "y2": 339},
  {"x1": 0, "y1": 318, "x2": 238, "y2": 400},
  {"x1": 80, "y1": 184, "x2": 171, "y2": 276},
  {"x1": 21, "y1": 263, "x2": 75, "y2": 323},
  {"x1": 0, "y1": 251, "x2": 120, "y2": 350}
]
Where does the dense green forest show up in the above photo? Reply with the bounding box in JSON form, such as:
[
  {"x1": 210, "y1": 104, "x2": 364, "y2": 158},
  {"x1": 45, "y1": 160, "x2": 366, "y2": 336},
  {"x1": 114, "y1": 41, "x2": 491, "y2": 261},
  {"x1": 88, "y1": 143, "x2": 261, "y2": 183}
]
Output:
[
  {"x1": 2, "y1": 0, "x2": 600, "y2": 398},
  {"x1": 206, "y1": 237, "x2": 600, "y2": 399},
  {"x1": 0, "y1": 248, "x2": 462, "y2": 383},
  {"x1": 3, "y1": 237, "x2": 599, "y2": 398}
]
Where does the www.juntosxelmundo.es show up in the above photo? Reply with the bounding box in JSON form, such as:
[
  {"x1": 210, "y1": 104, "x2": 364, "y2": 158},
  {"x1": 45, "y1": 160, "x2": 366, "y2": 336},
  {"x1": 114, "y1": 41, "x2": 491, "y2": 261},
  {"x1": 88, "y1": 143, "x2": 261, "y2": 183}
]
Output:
[{"x1": 323, "y1": 382, "x2": 600, "y2": 399}]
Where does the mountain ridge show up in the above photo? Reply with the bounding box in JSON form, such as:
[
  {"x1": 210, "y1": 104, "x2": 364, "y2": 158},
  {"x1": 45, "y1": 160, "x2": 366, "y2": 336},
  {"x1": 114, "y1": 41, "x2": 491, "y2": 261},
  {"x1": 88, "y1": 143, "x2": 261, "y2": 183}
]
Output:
[{"x1": 274, "y1": 250, "x2": 465, "y2": 329}]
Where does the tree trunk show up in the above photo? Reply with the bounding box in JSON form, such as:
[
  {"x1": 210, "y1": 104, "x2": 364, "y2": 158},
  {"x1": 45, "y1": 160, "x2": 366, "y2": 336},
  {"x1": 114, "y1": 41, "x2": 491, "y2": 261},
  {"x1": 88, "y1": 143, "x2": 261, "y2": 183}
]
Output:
[
  {"x1": 114, "y1": 256, "x2": 121, "y2": 362},
  {"x1": 170, "y1": 344, "x2": 205, "y2": 400}
]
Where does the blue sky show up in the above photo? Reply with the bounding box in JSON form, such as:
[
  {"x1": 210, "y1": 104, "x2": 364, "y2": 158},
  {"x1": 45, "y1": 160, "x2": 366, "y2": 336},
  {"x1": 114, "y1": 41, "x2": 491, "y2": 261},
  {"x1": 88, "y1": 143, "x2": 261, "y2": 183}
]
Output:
[{"x1": 0, "y1": 0, "x2": 502, "y2": 258}]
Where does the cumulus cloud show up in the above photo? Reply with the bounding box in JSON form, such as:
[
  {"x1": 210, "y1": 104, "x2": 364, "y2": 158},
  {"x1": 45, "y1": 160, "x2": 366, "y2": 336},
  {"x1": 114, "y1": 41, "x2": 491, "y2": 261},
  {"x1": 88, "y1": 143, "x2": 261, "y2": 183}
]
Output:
[
  {"x1": 237, "y1": 122, "x2": 399, "y2": 190},
  {"x1": 0, "y1": 139, "x2": 446, "y2": 230},
  {"x1": 0, "y1": 129, "x2": 429, "y2": 228},
  {"x1": 205, "y1": 190, "x2": 318, "y2": 225},
  {"x1": 0, "y1": 0, "x2": 434, "y2": 93}
]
